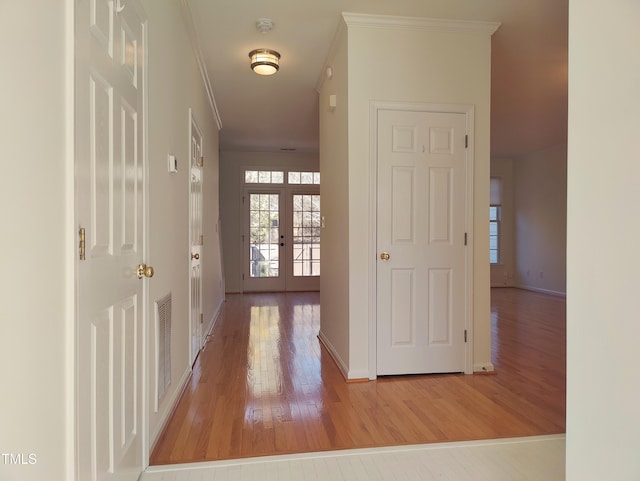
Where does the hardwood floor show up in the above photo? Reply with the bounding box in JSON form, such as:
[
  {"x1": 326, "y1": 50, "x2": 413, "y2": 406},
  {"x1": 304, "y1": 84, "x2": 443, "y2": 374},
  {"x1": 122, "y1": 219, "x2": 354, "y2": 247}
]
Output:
[{"x1": 150, "y1": 288, "x2": 565, "y2": 465}]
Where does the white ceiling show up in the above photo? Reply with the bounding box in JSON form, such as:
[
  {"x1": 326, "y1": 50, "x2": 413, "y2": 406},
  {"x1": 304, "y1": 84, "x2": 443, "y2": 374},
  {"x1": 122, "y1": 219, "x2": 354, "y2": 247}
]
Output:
[{"x1": 186, "y1": 0, "x2": 567, "y2": 158}]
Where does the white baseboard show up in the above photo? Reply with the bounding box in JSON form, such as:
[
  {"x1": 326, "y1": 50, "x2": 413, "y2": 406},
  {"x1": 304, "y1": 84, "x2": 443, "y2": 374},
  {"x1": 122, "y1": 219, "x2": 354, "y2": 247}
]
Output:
[
  {"x1": 317, "y1": 330, "x2": 349, "y2": 380},
  {"x1": 347, "y1": 368, "x2": 370, "y2": 380},
  {"x1": 516, "y1": 284, "x2": 566, "y2": 298},
  {"x1": 473, "y1": 362, "x2": 495, "y2": 373},
  {"x1": 202, "y1": 297, "x2": 225, "y2": 346},
  {"x1": 149, "y1": 366, "x2": 192, "y2": 451}
]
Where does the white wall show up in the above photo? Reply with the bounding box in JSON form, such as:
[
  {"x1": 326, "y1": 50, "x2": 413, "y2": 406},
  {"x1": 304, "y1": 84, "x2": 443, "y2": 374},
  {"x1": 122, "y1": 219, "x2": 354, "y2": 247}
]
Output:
[
  {"x1": 140, "y1": 0, "x2": 224, "y2": 445},
  {"x1": 490, "y1": 158, "x2": 516, "y2": 286},
  {"x1": 566, "y1": 1, "x2": 640, "y2": 479},
  {"x1": 318, "y1": 24, "x2": 351, "y2": 376},
  {"x1": 318, "y1": 16, "x2": 496, "y2": 377},
  {"x1": 513, "y1": 144, "x2": 567, "y2": 295},
  {"x1": 0, "y1": 1, "x2": 73, "y2": 480},
  {"x1": 219, "y1": 151, "x2": 319, "y2": 293}
]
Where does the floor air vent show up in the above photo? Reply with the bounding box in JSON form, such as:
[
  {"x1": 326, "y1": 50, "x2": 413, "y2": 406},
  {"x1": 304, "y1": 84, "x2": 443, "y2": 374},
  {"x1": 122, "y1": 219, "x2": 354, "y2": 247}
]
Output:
[{"x1": 155, "y1": 293, "x2": 172, "y2": 408}]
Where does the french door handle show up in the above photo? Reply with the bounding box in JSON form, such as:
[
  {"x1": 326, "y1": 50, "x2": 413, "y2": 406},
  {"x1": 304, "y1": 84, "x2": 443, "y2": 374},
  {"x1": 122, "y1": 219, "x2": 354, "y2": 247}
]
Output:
[{"x1": 191, "y1": 253, "x2": 200, "y2": 260}]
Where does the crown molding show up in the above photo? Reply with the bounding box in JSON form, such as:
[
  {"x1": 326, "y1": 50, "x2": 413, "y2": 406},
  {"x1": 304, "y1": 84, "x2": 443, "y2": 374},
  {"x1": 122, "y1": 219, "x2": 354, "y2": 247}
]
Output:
[
  {"x1": 180, "y1": 0, "x2": 222, "y2": 130},
  {"x1": 316, "y1": 12, "x2": 501, "y2": 92},
  {"x1": 341, "y1": 12, "x2": 501, "y2": 35}
]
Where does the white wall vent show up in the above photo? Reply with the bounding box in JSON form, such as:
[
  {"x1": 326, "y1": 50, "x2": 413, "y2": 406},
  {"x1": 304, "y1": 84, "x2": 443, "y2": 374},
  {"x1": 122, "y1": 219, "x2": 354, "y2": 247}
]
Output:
[{"x1": 155, "y1": 293, "x2": 172, "y2": 409}]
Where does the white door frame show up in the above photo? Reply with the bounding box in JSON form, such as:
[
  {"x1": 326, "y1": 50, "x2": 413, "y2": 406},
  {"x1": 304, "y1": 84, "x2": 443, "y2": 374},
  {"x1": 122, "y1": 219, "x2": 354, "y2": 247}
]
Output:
[{"x1": 368, "y1": 101, "x2": 475, "y2": 379}]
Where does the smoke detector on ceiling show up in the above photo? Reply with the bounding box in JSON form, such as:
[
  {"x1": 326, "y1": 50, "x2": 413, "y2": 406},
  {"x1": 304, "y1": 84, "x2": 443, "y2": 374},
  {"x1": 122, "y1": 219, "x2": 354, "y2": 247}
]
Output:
[{"x1": 256, "y1": 18, "x2": 274, "y2": 34}]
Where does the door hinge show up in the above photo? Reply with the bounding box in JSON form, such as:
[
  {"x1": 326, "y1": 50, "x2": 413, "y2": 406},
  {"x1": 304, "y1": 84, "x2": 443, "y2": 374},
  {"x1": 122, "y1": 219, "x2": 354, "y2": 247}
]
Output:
[
  {"x1": 241, "y1": 234, "x2": 245, "y2": 242},
  {"x1": 464, "y1": 329, "x2": 468, "y2": 342},
  {"x1": 200, "y1": 313, "x2": 204, "y2": 324},
  {"x1": 199, "y1": 234, "x2": 204, "y2": 246},
  {"x1": 79, "y1": 227, "x2": 86, "y2": 261},
  {"x1": 465, "y1": 135, "x2": 468, "y2": 148},
  {"x1": 242, "y1": 273, "x2": 245, "y2": 280},
  {"x1": 464, "y1": 232, "x2": 468, "y2": 245},
  {"x1": 199, "y1": 156, "x2": 204, "y2": 168}
]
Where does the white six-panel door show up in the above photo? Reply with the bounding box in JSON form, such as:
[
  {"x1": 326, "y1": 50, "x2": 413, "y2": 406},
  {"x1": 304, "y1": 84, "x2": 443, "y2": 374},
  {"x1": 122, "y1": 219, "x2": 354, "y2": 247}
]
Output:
[
  {"x1": 189, "y1": 112, "x2": 203, "y2": 365},
  {"x1": 376, "y1": 109, "x2": 468, "y2": 375},
  {"x1": 76, "y1": 0, "x2": 147, "y2": 479}
]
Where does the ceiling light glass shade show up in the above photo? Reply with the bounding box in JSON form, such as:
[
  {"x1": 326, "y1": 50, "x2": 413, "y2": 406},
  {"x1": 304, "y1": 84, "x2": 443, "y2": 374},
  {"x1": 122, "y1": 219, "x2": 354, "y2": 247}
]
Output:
[{"x1": 249, "y1": 49, "x2": 280, "y2": 75}]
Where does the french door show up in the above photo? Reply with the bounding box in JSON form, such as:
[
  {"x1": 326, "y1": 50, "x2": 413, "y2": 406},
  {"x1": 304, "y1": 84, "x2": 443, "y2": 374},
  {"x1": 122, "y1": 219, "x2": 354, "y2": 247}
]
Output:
[{"x1": 243, "y1": 188, "x2": 320, "y2": 292}]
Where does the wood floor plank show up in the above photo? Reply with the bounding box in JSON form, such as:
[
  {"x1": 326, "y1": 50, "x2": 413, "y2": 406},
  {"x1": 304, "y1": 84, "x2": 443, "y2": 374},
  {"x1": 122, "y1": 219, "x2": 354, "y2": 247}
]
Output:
[{"x1": 150, "y1": 288, "x2": 566, "y2": 464}]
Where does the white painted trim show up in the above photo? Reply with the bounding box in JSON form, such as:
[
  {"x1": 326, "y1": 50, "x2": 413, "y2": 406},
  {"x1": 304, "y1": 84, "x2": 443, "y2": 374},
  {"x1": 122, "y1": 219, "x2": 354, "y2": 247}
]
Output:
[
  {"x1": 141, "y1": 7, "x2": 151, "y2": 471},
  {"x1": 317, "y1": 14, "x2": 500, "y2": 93},
  {"x1": 516, "y1": 284, "x2": 567, "y2": 298},
  {"x1": 368, "y1": 101, "x2": 476, "y2": 379},
  {"x1": 342, "y1": 12, "x2": 501, "y2": 35},
  {"x1": 217, "y1": 216, "x2": 226, "y2": 294},
  {"x1": 463, "y1": 107, "x2": 475, "y2": 376},
  {"x1": 180, "y1": 0, "x2": 222, "y2": 130},
  {"x1": 318, "y1": 329, "x2": 349, "y2": 380},
  {"x1": 202, "y1": 298, "x2": 225, "y2": 348},
  {"x1": 347, "y1": 368, "x2": 371, "y2": 380},
  {"x1": 65, "y1": 1, "x2": 76, "y2": 479},
  {"x1": 145, "y1": 434, "x2": 565, "y2": 473},
  {"x1": 368, "y1": 102, "x2": 379, "y2": 380},
  {"x1": 149, "y1": 366, "x2": 192, "y2": 450},
  {"x1": 473, "y1": 362, "x2": 495, "y2": 373}
]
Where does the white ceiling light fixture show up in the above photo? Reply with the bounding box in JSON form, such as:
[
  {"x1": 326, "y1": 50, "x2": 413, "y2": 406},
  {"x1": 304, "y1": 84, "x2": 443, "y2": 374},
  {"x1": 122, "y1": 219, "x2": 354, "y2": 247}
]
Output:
[{"x1": 249, "y1": 48, "x2": 280, "y2": 76}]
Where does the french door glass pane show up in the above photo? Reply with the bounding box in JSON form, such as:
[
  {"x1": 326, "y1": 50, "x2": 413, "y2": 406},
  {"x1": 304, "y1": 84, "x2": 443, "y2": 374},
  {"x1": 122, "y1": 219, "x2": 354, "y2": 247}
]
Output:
[
  {"x1": 489, "y1": 205, "x2": 500, "y2": 264},
  {"x1": 249, "y1": 193, "x2": 279, "y2": 277},
  {"x1": 292, "y1": 194, "x2": 320, "y2": 276}
]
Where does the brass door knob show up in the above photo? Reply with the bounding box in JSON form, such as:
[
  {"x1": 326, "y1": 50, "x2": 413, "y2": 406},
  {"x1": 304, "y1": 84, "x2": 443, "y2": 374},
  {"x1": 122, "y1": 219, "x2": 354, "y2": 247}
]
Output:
[
  {"x1": 191, "y1": 253, "x2": 200, "y2": 260},
  {"x1": 137, "y1": 264, "x2": 154, "y2": 279},
  {"x1": 380, "y1": 252, "x2": 390, "y2": 261}
]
